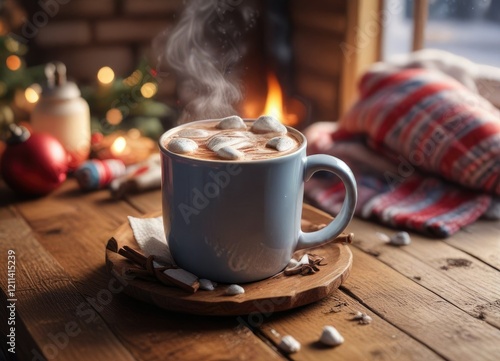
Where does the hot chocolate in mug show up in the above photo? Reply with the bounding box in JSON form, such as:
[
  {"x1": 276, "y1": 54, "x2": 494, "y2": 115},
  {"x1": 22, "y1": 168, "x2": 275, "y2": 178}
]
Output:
[{"x1": 159, "y1": 116, "x2": 357, "y2": 283}]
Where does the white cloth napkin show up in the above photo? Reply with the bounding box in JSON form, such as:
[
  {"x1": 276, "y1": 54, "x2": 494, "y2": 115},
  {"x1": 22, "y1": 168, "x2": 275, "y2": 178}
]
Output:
[{"x1": 127, "y1": 216, "x2": 174, "y2": 265}]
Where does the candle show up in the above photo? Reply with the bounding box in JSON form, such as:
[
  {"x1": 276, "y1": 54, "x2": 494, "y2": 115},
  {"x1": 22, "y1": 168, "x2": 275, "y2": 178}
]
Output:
[
  {"x1": 93, "y1": 129, "x2": 156, "y2": 166},
  {"x1": 111, "y1": 136, "x2": 127, "y2": 156}
]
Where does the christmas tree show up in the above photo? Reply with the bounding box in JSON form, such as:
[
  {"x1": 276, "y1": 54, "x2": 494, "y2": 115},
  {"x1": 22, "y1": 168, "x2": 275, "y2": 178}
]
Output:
[
  {"x1": 0, "y1": 0, "x2": 175, "y2": 142},
  {"x1": 0, "y1": 0, "x2": 45, "y2": 149},
  {"x1": 81, "y1": 60, "x2": 176, "y2": 139}
]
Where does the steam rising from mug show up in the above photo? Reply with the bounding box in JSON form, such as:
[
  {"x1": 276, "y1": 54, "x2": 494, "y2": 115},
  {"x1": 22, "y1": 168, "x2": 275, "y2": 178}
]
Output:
[{"x1": 161, "y1": 0, "x2": 258, "y2": 123}]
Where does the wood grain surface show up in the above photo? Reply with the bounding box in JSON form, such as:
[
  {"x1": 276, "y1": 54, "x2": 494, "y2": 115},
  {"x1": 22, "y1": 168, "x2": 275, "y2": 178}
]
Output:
[{"x1": 1, "y1": 179, "x2": 499, "y2": 361}]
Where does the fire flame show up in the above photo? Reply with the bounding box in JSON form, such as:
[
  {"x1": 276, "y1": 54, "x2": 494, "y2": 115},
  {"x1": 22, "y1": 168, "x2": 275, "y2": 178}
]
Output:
[
  {"x1": 242, "y1": 72, "x2": 301, "y2": 126},
  {"x1": 263, "y1": 73, "x2": 283, "y2": 121},
  {"x1": 262, "y1": 73, "x2": 298, "y2": 126}
]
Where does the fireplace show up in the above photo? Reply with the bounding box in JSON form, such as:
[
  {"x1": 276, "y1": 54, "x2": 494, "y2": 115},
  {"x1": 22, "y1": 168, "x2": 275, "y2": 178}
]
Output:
[{"x1": 18, "y1": 0, "x2": 382, "y2": 127}]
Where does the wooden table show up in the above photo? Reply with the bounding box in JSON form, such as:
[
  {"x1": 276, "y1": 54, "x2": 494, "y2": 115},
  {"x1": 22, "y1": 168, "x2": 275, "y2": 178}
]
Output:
[{"x1": 1, "y1": 178, "x2": 500, "y2": 361}]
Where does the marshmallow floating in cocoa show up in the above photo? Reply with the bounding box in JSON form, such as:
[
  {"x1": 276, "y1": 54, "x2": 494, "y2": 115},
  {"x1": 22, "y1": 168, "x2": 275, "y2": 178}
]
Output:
[
  {"x1": 206, "y1": 136, "x2": 238, "y2": 152},
  {"x1": 216, "y1": 146, "x2": 244, "y2": 160},
  {"x1": 168, "y1": 138, "x2": 198, "y2": 154},
  {"x1": 216, "y1": 115, "x2": 247, "y2": 130},
  {"x1": 251, "y1": 115, "x2": 287, "y2": 135},
  {"x1": 266, "y1": 136, "x2": 295, "y2": 152},
  {"x1": 177, "y1": 128, "x2": 209, "y2": 138},
  {"x1": 206, "y1": 134, "x2": 250, "y2": 152}
]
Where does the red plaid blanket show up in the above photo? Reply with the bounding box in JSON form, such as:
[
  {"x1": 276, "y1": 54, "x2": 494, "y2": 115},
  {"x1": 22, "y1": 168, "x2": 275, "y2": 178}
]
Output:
[{"x1": 305, "y1": 68, "x2": 500, "y2": 237}]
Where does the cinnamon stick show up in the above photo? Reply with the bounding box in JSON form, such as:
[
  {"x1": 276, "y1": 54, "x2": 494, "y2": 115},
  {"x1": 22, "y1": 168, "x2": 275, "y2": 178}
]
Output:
[{"x1": 118, "y1": 246, "x2": 148, "y2": 268}]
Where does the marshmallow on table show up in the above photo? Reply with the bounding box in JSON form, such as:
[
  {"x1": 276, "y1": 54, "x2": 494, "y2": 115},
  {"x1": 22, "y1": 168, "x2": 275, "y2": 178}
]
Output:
[
  {"x1": 278, "y1": 335, "x2": 301, "y2": 353},
  {"x1": 319, "y1": 326, "x2": 344, "y2": 346}
]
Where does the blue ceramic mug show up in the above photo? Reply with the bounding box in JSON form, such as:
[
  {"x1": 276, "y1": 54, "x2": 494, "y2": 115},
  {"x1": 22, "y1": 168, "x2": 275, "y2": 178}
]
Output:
[{"x1": 159, "y1": 120, "x2": 357, "y2": 283}]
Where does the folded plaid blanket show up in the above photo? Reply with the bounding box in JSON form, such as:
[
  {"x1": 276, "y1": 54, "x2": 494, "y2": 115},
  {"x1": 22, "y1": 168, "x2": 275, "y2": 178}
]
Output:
[{"x1": 305, "y1": 66, "x2": 500, "y2": 237}]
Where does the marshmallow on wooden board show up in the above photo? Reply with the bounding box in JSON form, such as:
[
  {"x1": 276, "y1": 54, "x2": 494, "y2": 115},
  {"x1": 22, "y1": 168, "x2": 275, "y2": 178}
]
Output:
[
  {"x1": 225, "y1": 284, "x2": 245, "y2": 295},
  {"x1": 199, "y1": 279, "x2": 217, "y2": 291}
]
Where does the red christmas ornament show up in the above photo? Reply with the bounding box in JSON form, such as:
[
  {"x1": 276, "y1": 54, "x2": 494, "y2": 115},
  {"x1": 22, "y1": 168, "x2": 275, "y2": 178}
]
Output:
[{"x1": 1, "y1": 124, "x2": 68, "y2": 196}]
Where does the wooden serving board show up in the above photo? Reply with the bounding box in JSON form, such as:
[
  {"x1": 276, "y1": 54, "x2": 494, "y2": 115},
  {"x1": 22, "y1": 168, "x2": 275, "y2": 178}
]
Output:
[{"x1": 105, "y1": 204, "x2": 352, "y2": 316}]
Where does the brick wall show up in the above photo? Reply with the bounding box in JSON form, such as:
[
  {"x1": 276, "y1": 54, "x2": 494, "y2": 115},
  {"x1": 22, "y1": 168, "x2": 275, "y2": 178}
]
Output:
[
  {"x1": 19, "y1": 0, "x2": 353, "y2": 122},
  {"x1": 20, "y1": 0, "x2": 183, "y2": 99}
]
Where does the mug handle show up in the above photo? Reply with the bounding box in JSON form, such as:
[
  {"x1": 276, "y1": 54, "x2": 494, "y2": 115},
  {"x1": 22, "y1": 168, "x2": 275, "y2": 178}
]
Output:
[{"x1": 296, "y1": 154, "x2": 358, "y2": 250}]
